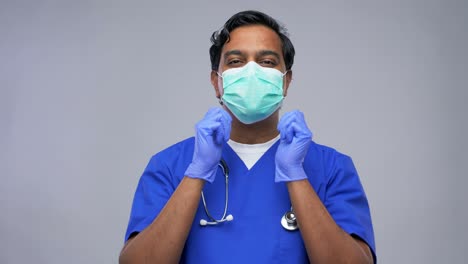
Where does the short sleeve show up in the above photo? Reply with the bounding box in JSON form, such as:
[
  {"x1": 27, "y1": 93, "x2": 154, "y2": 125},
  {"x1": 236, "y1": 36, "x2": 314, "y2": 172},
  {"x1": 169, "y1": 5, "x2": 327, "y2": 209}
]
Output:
[
  {"x1": 324, "y1": 153, "x2": 377, "y2": 263},
  {"x1": 124, "y1": 154, "x2": 176, "y2": 242}
]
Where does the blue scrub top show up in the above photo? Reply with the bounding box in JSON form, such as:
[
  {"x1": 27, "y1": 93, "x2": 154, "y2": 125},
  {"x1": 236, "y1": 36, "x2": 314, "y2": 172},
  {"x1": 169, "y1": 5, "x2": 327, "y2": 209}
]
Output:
[{"x1": 125, "y1": 138, "x2": 377, "y2": 263}]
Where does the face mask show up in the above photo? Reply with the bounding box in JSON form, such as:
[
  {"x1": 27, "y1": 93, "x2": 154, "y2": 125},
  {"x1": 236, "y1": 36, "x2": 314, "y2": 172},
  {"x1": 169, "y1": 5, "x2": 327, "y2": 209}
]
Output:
[{"x1": 219, "y1": 61, "x2": 286, "y2": 124}]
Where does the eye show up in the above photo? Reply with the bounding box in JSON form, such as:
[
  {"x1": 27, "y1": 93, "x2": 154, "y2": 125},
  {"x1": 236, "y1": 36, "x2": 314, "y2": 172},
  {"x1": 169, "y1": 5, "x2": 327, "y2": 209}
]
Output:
[
  {"x1": 227, "y1": 59, "x2": 243, "y2": 66},
  {"x1": 259, "y1": 60, "x2": 277, "y2": 67}
]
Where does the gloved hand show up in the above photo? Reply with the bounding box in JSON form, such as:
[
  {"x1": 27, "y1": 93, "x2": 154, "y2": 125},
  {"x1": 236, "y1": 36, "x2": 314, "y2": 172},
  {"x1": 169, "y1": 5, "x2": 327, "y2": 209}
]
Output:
[
  {"x1": 275, "y1": 110, "x2": 313, "y2": 182},
  {"x1": 185, "y1": 107, "x2": 232, "y2": 183}
]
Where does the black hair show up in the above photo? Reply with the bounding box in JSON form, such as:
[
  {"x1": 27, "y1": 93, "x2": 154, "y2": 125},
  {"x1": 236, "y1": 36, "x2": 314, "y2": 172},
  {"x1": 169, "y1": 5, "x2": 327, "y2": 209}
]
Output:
[{"x1": 209, "y1": 10, "x2": 295, "y2": 71}]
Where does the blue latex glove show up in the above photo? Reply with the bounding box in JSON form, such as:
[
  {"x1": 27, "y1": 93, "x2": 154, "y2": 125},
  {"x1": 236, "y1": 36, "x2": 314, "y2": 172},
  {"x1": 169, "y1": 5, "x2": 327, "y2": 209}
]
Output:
[
  {"x1": 275, "y1": 110, "x2": 313, "y2": 182},
  {"x1": 185, "y1": 107, "x2": 232, "y2": 183}
]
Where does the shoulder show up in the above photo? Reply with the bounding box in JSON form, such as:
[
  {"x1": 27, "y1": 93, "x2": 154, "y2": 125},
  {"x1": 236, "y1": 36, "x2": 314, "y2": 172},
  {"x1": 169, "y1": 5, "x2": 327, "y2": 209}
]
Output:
[
  {"x1": 307, "y1": 141, "x2": 351, "y2": 164},
  {"x1": 139, "y1": 137, "x2": 195, "y2": 184},
  {"x1": 306, "y1": 141, "x2": 355, "y2": 179},
  {"x1": 153, "y1": 137, "x2": 194, "y2": 158},
  {"x1": 146, "y1": 137, "x2": 195, "y2": 169}
]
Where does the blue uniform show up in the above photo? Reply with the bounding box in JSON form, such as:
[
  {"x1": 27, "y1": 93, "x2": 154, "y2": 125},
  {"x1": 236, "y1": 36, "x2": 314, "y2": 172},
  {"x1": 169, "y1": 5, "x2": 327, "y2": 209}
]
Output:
[{"x1": 125, "y1": 138, "x2": 376, "y2": 263}]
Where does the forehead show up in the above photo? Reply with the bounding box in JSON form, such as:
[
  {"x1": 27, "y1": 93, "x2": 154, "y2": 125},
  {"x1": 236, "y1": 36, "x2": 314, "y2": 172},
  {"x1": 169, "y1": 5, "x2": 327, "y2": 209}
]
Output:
[{"x1": 221, "y1": 25, "x2": 283, "y2": 57}]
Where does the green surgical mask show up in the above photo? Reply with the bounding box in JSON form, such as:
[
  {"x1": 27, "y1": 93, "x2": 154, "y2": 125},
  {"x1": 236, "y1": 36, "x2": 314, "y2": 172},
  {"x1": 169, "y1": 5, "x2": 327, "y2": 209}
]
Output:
[{"x1": 219, "y1": 61, "x2": 286, "y2": 124}]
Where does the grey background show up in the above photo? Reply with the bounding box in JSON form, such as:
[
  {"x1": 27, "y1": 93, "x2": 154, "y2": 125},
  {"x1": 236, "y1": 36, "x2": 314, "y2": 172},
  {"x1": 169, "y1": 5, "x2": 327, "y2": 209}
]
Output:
[{"x1": 1, "y1": 0, "x2": 467, "y2": 263}]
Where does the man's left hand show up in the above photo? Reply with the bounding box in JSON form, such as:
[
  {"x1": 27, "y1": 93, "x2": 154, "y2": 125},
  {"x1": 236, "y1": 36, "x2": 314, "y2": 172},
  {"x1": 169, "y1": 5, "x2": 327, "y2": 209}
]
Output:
[{"x1": 275, "y1": 110, "x2": 313, "y2": 182}]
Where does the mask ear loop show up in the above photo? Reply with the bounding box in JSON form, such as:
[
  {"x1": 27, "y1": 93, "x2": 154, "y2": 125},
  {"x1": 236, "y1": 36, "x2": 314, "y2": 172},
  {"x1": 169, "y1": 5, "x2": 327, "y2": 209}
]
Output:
[
  {"x1": 216, "y1": 71, "x2": 224, "y2": 105},
  {"x1": 280, "y1": 70, "x2": 290, "y2": 99}
]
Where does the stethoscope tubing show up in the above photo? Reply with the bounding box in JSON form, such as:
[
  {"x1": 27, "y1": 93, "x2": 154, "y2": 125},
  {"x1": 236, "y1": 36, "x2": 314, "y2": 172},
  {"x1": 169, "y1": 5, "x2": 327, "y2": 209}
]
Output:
[
  {"x1": 200, "y1": 160, "x2": 230, "y2": 224},
  {"x1": 200, "y1": 159, "x2": 298, "y2": 230}
]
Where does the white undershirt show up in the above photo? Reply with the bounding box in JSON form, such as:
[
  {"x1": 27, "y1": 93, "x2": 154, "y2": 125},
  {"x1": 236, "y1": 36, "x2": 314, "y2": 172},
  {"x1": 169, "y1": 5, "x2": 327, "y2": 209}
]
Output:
[{"x1": 227, "y1": 135, "x2": 280, "y2": 170}]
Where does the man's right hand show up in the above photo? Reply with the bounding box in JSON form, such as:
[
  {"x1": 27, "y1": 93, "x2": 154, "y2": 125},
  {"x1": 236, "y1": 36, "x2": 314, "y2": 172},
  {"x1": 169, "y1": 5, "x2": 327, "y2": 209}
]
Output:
[{"x1": 185, "y1": 107, "x2": 232, "y2": 183}]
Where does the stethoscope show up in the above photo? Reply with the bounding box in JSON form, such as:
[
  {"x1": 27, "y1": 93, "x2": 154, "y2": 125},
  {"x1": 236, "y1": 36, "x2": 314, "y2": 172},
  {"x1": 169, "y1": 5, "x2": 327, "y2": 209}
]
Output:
[
  {"x1": 199, "y1": 159, "x2": 233, "y2": 226},
  {"x1": 199, "y1": 159, "x2": 299, "y2": 231},
  {"x1": 281, "y1": 207, "x2": 298, "y2": 231}
]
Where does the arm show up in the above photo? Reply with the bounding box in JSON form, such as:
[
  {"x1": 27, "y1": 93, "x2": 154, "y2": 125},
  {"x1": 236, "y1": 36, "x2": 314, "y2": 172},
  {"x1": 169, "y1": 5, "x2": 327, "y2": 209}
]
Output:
[
  {"x1": 120, "y1": 108, "x2": 232, "y2": 264},
  {"x1": 119, "y1": 177, "x2": 204, "y2": 264},
  {"x1": 287, "y1": 180, "x2": 373, "y2": 264},
  {"x1": 276, "y1": 111, "x2": 374, "y2": 264}
]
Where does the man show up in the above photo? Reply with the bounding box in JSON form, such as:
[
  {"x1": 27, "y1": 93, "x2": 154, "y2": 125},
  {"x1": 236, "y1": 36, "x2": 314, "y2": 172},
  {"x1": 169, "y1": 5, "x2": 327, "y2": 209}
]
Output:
[{"x1": 120, "y1": 10, "x2": 376, "y2": 264}]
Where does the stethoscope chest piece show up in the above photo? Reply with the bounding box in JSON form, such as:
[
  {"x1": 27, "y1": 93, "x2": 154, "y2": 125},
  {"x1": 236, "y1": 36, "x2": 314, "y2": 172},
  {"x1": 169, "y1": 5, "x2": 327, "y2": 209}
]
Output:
[{"x1": 281, "y1": 210, "x2": 298, "y2": 231}]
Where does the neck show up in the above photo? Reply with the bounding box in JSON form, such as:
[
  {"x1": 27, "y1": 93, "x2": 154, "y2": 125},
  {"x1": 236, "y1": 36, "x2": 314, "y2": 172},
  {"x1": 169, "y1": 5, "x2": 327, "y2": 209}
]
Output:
[{"x1": 229, "y1": 112, "x2": 280, "y2": 144}]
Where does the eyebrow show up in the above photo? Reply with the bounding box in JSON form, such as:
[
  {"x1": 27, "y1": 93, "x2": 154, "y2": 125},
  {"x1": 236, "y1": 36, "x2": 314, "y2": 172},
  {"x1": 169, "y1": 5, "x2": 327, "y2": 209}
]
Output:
[{"x1": 223, "y1": 50, "x2": 243, "y2": 61}]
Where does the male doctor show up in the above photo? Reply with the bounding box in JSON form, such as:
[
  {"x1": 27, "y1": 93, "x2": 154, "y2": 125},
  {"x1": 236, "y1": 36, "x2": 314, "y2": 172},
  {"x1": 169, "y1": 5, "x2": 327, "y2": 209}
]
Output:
[{"x1": 120, "y1": 10, "x2": 376, "y2": 264}]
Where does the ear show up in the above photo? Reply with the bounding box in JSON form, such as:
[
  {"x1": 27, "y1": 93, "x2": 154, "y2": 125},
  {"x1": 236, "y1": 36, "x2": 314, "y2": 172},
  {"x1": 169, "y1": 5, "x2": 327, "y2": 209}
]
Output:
[
  {"x1": 283, "y1": 70, "x2": 292, "y2": 97},
  {"x1": 211, "y1": 70, "x2": 221, "y2": 99}
]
